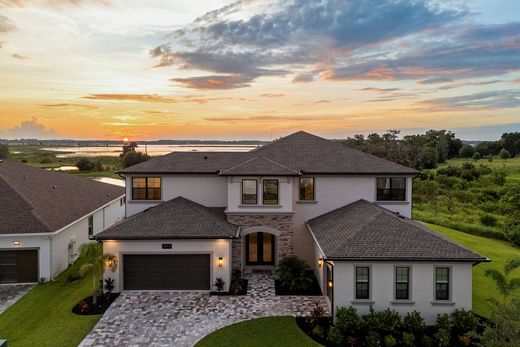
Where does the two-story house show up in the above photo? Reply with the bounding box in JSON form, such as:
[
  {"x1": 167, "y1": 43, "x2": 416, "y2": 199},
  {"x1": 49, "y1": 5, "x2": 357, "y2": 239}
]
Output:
[{"x1": 95, "y1": 131, "x2": 488, "y2": 322}]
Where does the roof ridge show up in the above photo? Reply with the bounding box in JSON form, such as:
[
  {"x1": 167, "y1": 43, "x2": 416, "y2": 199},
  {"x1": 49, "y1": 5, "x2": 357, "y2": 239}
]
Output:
[
  {"x1": 249, "y1": 131, "x2": 306, "y2": 153},
  {"x1": 258, "y1": 156, "x2": 300, "y2": 174},
  {"x1": 220, "y1": 156, "x2": 260, "y2": 173}
]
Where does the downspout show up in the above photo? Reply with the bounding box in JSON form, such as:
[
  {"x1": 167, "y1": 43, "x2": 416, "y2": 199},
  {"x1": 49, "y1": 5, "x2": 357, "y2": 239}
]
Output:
[{"x1": 46, "y1": 234, "x2": 52, "y2": 281}]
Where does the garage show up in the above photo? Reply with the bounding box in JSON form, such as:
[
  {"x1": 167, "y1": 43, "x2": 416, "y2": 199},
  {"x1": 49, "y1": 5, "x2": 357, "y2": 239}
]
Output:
[
  {"x1": 123, "y1": 254, "x2": 211, "y2": 290},
  {"x1": 0, "y1": 249, "x2": 38, "y2": 284}
]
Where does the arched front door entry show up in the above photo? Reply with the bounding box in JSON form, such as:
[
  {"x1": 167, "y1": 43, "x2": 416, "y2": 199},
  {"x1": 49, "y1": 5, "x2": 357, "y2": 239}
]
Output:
[{"x1": 245, "y1": 232, "x2": 275, "y2": 265}]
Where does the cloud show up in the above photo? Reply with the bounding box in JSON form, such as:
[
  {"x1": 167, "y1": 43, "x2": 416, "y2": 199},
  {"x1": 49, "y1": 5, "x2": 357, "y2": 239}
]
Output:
[
  {"x1": 204, "y1": 115, "x2": 326, "y2": 122},
  {"x1": 39, "y1": 103, "x2": 98, "y2": 109},
  {"x1": 82, "y1": 94, "x2": 178, "y2": 103},
  {"x1": 438, "y1": 79, "x2": 503, "y2": 90},
  {"x1": 418, "y1": 77, "x2": 454, "y2": 84},
  {"x1": 0, "y1": 118, "x2": 60, "y2": 139},
  {"x1": 153, "y1": 0, "x2": 465, "y2": 89},
  {"x1": 358, "y1": 87, "x2": 401, "y2": 93},
  {"x1": 420, "y1": 90, "x2": 520, "y2": 110},
  {"x1": 11, "y1": 53, "x2": 29, "y2": 60},
  {"x1": 260, "y1": 93, "x2": 285, "y2": 98},
  {"x1": 1, "y1": 0, "x2": 110, "y2": 6}
]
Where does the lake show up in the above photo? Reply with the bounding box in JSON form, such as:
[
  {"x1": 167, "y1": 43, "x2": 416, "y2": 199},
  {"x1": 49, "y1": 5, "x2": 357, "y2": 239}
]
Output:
[{"x1": 41, "y1": 144, "x2": 258, "y2": 158}]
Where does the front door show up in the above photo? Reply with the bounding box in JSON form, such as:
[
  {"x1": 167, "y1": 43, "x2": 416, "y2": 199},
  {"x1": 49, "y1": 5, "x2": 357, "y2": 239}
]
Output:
[{"x1": 246, "y1": 232, "x2": 275, "y2": 265}]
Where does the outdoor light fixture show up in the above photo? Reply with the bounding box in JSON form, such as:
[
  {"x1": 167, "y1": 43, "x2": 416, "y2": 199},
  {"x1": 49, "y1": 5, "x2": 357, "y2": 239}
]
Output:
[
  {"x1": 12, "y1": 240, "x2": 21, "y2": 246},
  {"x1": 318, "y1": 258, "x2": 323, "y2": 267},
  {"x1": 328, "y1": 280, "x2": 333, "y2": 288},
  {"x1": 218, "y1": 257, "x2": 223, "y2": 267},
  {"x1": 104, "y1": 258, "x2": 113, "y2": 269}
]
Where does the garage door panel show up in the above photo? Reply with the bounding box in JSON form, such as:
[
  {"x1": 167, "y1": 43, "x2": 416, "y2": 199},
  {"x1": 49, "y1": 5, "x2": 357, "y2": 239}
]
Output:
[
  {"x1": 123, "y1": 254, "x2": 210, "y2": 290},
  {"x1": 0, "y1": 250, "x2": 38, "y2": 284}
]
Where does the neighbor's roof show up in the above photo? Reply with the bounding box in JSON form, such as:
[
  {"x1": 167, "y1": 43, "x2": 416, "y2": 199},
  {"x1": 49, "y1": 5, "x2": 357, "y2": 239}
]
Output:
[
  {"x1": 95, "y1": 196, "x2": 239, "y2": 240},
  {"x1": 0, "y1": 160, "x2": 125, "y2": 235},
  {"x1": 119, "y1": 131, "x2": 418, "y2": 175},
  {"x1": 307, "y1": 199, "x2": 488, "y2": 262}
]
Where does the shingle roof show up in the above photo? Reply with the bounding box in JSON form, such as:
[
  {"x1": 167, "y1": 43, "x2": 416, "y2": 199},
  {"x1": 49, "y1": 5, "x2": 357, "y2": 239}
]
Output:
[
  {"x1": 95, "y1": 196, "x2": 238, "y2": 240},
  {"x1": 0, "y1": 160, "x2": 125, "y2": 235},
  {"x1": 119, "y1": 131, "x2": 418, "y2": 175},
  {"x1": 307, "y1": 199, "x2": 488, "y2": 262},
  {"x1": 220, "y1": 156, "x2": 300, "y2": 176}
]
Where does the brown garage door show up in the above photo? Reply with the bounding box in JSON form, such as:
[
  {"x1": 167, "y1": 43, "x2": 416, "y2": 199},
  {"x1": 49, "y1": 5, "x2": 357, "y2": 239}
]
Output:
[
  {"x1": 0, "y1": 250, "x2": 38, "y2": 284},
  {"x1": 123, "y1": 254, "x2": 211, "y2": 290}
]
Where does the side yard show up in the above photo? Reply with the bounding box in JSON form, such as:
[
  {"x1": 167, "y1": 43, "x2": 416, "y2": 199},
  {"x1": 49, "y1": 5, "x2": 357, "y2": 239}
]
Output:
[
  {"x1": 427, "y1": 223, "x2": 520, "y2": 317},
  {"x1": 0, "y1": 255, "x2": 102, "y2": 347}
]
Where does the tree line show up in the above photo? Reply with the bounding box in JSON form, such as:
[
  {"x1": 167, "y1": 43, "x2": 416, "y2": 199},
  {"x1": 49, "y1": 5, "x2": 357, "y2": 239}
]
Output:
[{"x1": 345, "y1": 130, "x2": 520, "y2": 170}]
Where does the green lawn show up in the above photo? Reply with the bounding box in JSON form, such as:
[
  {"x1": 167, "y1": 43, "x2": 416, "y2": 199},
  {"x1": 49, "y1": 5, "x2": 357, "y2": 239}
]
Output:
[
  {"x1": 196, "y1": 316, "x2": 320, "y2": 347},
  {"x1": 428, "y1": 223, "x2": 520, "y2": 317},
  {"x1": 0, "y1": 256, "x2": 102, "y2": 347}
]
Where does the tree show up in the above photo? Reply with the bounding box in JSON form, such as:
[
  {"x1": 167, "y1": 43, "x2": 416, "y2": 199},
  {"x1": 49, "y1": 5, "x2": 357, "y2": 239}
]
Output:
[
  {"x1": 482, "y1": 298, "x2": 520, "y2": 347},
  {"x1": 501, "y1": 132, "x2": 520, "y2": 157},
  {"x1": 502, "y1": 185, "x2": 520, "y2": 213},
  {"x1": 0, "y1": 144, "x2": 8, "y2": 159},
  {"x1": 500, "y1": 148, "x2": 512, "y2": 159},
  {"x1": 472, "y1": 152, "x2": 481, "y2": 161},
  {"x1": 120, "y1": 141, "x2": 138, "y2": 158},
  {"x1": 78, "y1": 243, "x2": 103, "y2": 305},
  {"x1": 484, "y1": 257, "x2": 520, "y2": 297},
  {"x1": 76, "y1": 158, "x2": 96, "y2": 171},
  {"x1": 121, "y1": 150, "x2": 150, "y2": 168},
  {"x1": 459, "y1": 144, "x2": 474, "y2": 158}
]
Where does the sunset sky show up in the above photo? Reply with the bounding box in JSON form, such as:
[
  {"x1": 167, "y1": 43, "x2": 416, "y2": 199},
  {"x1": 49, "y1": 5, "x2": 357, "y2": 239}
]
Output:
[{"x1": 0, "y1": 0, "x2": 519, "y2": 141}]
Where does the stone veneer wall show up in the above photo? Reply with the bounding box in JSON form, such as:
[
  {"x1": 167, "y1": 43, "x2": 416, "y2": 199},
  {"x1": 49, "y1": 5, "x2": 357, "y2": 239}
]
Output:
[{"x1": 227, "y1": 214, "x2": 294, "y2": 270}]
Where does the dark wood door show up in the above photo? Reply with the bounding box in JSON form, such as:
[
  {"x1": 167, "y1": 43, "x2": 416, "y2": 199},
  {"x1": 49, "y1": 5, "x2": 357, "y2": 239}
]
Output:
[
  {"x1": 246, "y1": 232, "x2": 275, "y2": 265},
  {"x1": 0, "y1": 250, "x2": 38, "y2": 284},
  {"x1": 123, "y1": 254, "x2": 210, "y2": 290}
]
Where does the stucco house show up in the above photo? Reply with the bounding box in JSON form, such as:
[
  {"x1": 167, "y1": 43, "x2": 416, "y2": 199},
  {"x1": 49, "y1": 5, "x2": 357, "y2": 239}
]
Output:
[
  {"x1": 0, "y1": 160, "x2": 125, "y2": 283},
  {"x1": 95, "y1": 131, "x2": 488, "y2": 322}
]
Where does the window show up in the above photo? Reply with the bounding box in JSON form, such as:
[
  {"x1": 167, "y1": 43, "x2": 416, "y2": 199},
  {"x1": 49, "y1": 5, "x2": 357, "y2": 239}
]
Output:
[
  {"x1": 435, "y1": 267, "x2": 450, "y2": 300},
  {"x1": 132, "y1": 177, "x2": 161, "y2": 200},
  {"x1": 263, "y1": 179, "x2": 279, "y2": 205},
  {"x1": 377, "y1": 177, "x2": 406, "y2": 201},
  {"x1": 88, "y1": 215, "x2": 94, "y2": 237},
  {"x1": 242, "y1": 179, "x2": 257, "y2": 204},
  {"x1": 395, "y1": 267, "x2": 410, "y2": 300},
  {"x1": 355, "y1": 266, "x2": 370, "y2": 299},
  {"x1": 299, "y1": 177, "x2": 315, "y2": 201}
]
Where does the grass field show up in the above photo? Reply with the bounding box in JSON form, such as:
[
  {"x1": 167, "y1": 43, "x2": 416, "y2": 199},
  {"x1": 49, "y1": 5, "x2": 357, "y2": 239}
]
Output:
[
  {"x1": 0, "y1": 255, "x2": 102, "y2": 347},
  {"x1": 196, "y1": 316, "x2": 320, "y2": 347},
  {"x1": 428, "y1": 223, "x2": 520, "y2": 317}
]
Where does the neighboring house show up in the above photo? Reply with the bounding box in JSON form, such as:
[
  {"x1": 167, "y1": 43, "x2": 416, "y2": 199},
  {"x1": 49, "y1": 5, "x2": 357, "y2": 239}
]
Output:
[
  {"x1": 95, "y1": 131, "x2": 488, "y2": 323},
  {"x1": 0, "y1": 160, "x2": 125, "y2": 283}
]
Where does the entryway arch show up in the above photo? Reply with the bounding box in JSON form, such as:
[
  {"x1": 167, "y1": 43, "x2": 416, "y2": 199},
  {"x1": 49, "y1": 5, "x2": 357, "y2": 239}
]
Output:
[{"x1": 240, "y1": 226, "x2": 280, "y2": 266}]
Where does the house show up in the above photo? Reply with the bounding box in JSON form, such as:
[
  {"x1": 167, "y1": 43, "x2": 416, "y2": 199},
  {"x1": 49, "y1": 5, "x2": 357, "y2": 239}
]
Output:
[
  {"x1": 0, "y1": 160, "x2": 125, "y2": 283},
  {"x1": 95, "y1": 131, "x2": 488, "y2": 322}
]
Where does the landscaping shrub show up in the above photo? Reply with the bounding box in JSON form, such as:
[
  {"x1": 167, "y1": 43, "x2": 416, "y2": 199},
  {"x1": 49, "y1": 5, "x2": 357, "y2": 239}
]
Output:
[
  {"x1": 335, "y1": 306, "x2": 362, "y2": 338},
  {"x1": 365, "y1": 331, "x2": 380, "y2": 347},
  {"x1": 276, "y1": 256, "x2": 314, "y2": 291},
  {"x1": 383, "y1": 334, "x2": 397, "y2": 347},
  {"x1": 401, "y1": 332, "x2": 415, "y2": 347},
  {"x1": 482, "y1": 298, "x2": 520, "y2": 347},
  {"x1": 480, "y1": 214, "x2": 497, "y2": 227},
  {"x1": 213, "y1": 277, "x2": 225, "y2": 292},
  {"x1": 403, "y1": 310, "x2": 426, "y2": 336}
]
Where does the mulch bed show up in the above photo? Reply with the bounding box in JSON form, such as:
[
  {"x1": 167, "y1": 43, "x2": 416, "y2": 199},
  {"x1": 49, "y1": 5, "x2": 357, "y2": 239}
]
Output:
[
  {"x1": 275, "y1": 277, "x2": 323, "y2": 296},
  {"x1": 210, "y1": 279, "x2": 248, "y2": 296},
  {"x1": 72, "y1": 293, "x2": 120, "y2": 315},
  {"x1": 296, "y1": 316, "x2": 332, "y2": 346}
]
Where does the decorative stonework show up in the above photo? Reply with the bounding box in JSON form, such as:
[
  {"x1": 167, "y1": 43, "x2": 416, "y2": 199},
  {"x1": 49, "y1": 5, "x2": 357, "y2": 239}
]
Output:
[
  {"x1": 227, "y1": 214, "x2": 294, "y2": 267},
  {"x1": 231, "y1": 238, "x2": 242, "y2": 272}
]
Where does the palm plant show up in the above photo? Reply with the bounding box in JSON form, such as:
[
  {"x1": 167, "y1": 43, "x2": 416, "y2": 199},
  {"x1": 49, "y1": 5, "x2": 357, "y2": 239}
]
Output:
[
  {"x1": 484, "y1": 257, "x2": 520, "y2": 298},
  {"x1": 78, "y1": 243, "x2": 117, "y2": 306}
]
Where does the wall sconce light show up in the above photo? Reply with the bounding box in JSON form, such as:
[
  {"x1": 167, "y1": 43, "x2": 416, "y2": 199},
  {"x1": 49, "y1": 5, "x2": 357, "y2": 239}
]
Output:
[
  {"x1": 318, "y1": 258, "x2": 323, "y2": 267},
  {"x1": 327, "y1": 280, "x2": 333, "y2": 288},
  {"x1": 218, "y1": 257, "x2": 223, "y2": 267},
  {"x1": 12, "y1": 240, "x2": 21, "y2": 246}
]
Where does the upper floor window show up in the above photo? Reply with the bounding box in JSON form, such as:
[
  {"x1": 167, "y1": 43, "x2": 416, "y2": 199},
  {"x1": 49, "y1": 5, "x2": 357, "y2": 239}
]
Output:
[
  {"x1": 132, "y1": 177, "x2": 161, "y2": 200},
  {"x1": 242, "y1": 179, "x2": 258, "y2": 204},
  {"x1": 88, "y1": 215, "x2": 94, "y2": 237},
  {"x1": 355, "y1": 266, "x2": 370, "y2": 300},
  {"x1": 263, "y1": 179, "x2": 279, "y2": 205},
  {"x1": 377, "y1": 177, "x2": 406, "y2": 201},
  {"x1": 299, "y1": 177, "x2": 315, "y2": 201},
  {"x1": 435, "y1": 267, "x2": 450, "y2": 301},
  {"x1": 395, "y1": 267, "x2": 410, "y2": 300}
]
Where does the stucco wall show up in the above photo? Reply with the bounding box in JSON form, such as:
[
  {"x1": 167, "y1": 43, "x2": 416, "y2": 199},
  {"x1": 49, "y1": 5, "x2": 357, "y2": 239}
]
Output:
[
  {"x1": 126, "y1": 175, "x2": 227, "y2": 216},
  {"x1": 332, "y1": 261, "x2": 473, "y2": 323},
  {"x1": 292, "y1": 176, "x2": 413, "y2": 263},
  {"x1": 102, "y1": 239, "x2": 232, "y2": 292}
]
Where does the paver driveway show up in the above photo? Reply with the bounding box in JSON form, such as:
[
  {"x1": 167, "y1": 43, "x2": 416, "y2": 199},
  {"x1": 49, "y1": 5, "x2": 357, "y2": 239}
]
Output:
[
  {"x1": 80, "y1": 273, "x2": 328, "y2": 347},
  {"x1": 0, "y1": 284, "x2": 34, "y2": 315}
]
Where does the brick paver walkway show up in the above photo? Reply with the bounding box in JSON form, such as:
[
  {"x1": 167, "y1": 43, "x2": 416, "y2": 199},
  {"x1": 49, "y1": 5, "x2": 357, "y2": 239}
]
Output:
[
  {"x1": 0, "y1": 284, "x2": 34, "y2": 315},
  {"x1": 80, "y1": 273, "x2": 328, "y2": 347}
]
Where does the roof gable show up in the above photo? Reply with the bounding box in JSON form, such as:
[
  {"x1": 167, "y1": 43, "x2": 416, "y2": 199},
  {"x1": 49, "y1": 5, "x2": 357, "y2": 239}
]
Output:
[
  {"x1": 220, "y1": 156, "x2": 300, "y2": 176},
  {"x1": 95, "y1": 196, "x2": 238, "y2": 240},
  {"x1": 308, "y1": 199, "x2": 487, "y2": 262}
]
